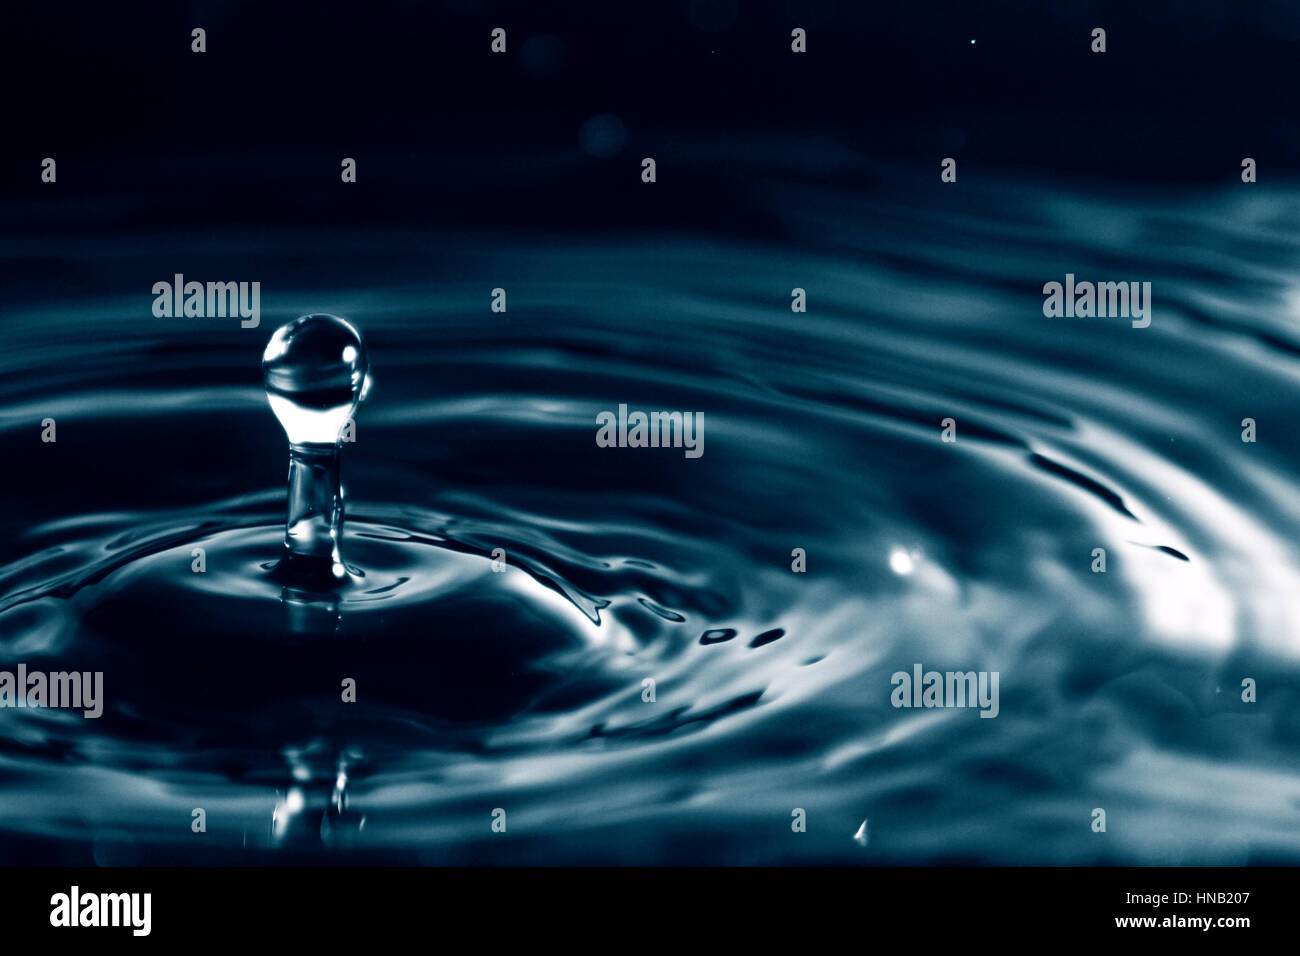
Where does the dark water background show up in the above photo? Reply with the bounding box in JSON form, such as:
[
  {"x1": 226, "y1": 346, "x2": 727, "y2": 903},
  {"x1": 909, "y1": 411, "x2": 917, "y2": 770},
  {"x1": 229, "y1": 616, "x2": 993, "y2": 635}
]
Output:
[{"x1": 2, "y1": 1, "x2": 1300, "y2": 864}]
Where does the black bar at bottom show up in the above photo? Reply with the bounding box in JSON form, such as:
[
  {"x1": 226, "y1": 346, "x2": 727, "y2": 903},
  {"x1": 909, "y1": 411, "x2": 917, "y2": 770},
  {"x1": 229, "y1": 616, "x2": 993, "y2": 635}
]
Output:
[{"x1": 0, "y1": 866, "x2": 1279, "y2": 941}]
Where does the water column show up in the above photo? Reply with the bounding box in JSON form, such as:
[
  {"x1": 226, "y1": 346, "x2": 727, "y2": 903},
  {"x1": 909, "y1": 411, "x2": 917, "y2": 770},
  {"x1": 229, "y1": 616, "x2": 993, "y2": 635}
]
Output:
[{"x1": 262, "y1": 314, "x2": 370, "y2": 585}]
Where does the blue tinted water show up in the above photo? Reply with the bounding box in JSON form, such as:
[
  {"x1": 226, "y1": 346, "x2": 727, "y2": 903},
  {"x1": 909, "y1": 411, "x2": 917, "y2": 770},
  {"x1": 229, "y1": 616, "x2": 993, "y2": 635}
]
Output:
[{"x1": 3, "y1": 166, "x2": 1300, "y2": 864}]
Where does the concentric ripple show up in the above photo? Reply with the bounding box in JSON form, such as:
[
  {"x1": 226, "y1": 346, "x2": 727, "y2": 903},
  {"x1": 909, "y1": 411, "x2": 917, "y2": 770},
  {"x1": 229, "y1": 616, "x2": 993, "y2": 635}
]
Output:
[{"x1": 3, "y1": 165, "x2": 1300, "y2": 863}]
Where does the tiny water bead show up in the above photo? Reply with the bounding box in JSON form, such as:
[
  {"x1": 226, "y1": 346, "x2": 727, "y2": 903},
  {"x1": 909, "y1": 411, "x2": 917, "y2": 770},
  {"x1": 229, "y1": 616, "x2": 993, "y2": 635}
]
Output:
[{"x1": 262, "y1": 314, "x2": 370, "y2": 583}]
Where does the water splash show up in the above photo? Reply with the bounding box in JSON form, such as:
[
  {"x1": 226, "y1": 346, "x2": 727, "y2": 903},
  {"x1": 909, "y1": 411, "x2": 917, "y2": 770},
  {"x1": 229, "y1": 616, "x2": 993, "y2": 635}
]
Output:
[
  {"x1": 262, "y1": 314, "x2": 370, "y2": 584},
  {"x1": 3, "y1": 170, "x2": 1300, "y2": 864}
]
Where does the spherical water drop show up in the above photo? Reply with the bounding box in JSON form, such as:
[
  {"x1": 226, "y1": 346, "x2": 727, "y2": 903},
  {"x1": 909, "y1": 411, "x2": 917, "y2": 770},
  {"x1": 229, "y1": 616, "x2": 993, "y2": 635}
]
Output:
[{"x1": 263, "y1": 313, "x2": 368, "y2": 446}]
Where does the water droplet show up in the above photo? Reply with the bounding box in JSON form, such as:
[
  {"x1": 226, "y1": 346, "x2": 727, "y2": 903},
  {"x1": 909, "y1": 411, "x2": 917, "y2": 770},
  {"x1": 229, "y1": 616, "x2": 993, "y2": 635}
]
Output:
[
  {"x1": 263, "y1": 313, "x2": 368, "y2": 447},
  {"x1": 263, "y1": 314, "x2": 369, "y2": 583}
]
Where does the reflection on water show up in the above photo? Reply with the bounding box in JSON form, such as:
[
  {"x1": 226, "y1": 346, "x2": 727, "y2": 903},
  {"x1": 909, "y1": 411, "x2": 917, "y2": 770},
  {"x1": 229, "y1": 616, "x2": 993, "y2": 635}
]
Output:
[{"x1": 2, "y1": 164, "x2": 1300, "y2": 864}]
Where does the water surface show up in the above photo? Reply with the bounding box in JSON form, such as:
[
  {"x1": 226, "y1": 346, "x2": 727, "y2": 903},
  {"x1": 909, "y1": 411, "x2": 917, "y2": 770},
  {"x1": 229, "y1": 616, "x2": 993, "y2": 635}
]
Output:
[{"x1": 3, "y1": 163, "x2": 1300, "y2": 864}]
